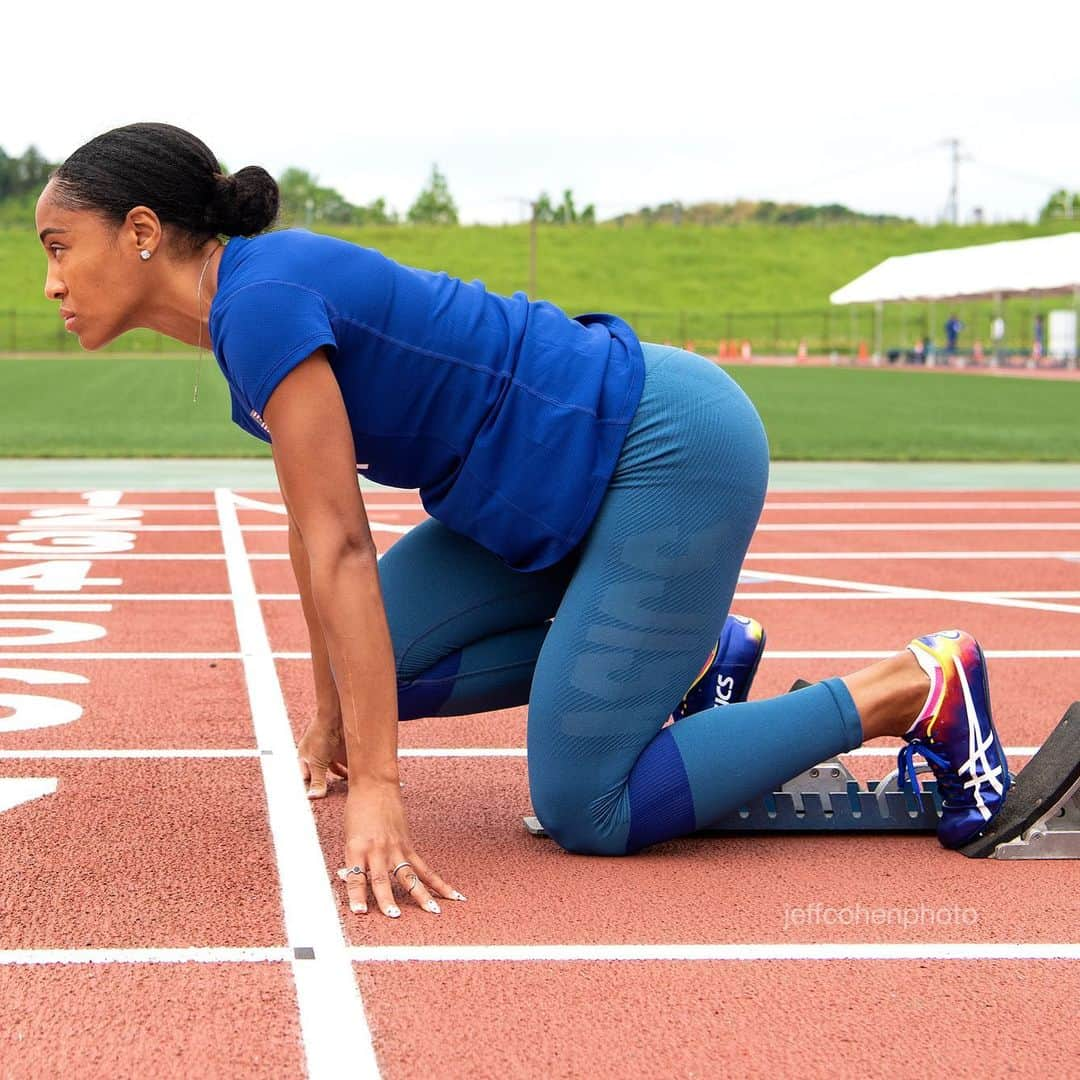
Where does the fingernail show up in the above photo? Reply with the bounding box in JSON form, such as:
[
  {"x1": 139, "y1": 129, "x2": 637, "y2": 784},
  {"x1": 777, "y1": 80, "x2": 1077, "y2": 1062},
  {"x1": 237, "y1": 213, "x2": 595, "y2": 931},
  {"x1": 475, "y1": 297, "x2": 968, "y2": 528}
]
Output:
[
  {"x1": 452, "y1": 891, "x2": 467, "y2": 902},
  {"x1": 386, "y1": 906, "x2": 401, "y2": 918},
  {"x1": 426, "y1": 900, "x2": 441, "y2": 914},
  {"x1": 350, "y1": 902, "x2": 367, "y2": 914}
]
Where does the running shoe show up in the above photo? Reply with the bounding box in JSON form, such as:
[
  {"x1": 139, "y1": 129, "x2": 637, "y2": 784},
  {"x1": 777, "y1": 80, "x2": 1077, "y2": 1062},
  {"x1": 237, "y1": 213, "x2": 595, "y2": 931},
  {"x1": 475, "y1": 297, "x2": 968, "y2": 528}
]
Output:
[
  {"x1": 671, "y1": 614, "x2": 766, "y2": 721},
  {"x1": 898, "y1": 629, "x2": 1012, "y2": 849}
]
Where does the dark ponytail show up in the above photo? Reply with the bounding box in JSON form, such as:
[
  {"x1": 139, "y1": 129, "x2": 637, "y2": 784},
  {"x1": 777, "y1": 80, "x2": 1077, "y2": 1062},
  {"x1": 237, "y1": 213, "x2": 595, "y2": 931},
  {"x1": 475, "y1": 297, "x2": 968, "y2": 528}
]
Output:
[{"x1": 50, "y1": 122, "x2": 279, "y2": 248}]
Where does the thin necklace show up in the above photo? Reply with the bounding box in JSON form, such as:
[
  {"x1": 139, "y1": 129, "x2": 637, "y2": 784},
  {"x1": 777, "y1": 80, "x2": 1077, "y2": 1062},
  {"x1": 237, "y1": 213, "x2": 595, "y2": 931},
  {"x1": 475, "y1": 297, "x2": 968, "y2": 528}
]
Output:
[{"x1": 193, "y1": 242, "x2": 222, "y2": 405}]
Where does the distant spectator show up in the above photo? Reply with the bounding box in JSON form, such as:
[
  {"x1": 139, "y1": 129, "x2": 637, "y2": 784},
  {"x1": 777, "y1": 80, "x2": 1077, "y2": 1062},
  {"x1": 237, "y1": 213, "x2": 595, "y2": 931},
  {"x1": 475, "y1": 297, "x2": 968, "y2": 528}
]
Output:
[
  {"x1": 990, "y1": 315, "x2": 1005, "y2": 365},
  {"x1": 945, "y1": 314, "x2": 964, "y2": 356},
  {"x1": 1033, "y1": 313, "x2": 1045, "y2": 360}
]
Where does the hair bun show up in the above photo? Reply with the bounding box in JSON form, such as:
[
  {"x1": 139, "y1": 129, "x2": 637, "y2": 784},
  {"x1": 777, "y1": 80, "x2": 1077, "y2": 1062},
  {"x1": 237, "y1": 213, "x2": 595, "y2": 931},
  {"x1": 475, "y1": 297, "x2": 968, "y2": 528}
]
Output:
[{"x1": 209, "y1": 166, "x2": 279, "y2": 237}]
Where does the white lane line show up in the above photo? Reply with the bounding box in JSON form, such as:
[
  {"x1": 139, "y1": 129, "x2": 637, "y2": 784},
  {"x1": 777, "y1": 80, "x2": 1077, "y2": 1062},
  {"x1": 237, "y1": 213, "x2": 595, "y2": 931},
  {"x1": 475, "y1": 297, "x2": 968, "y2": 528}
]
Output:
[
  {"x1": 0, "y1": 947, "x2": 290, "y2": 966},
  {"x1": 748, "y1": 568, "x2": 1080, "y2": 616},
  {"x1": 745, "y1": 551, "x2": 1080, "y2": 561},
  {"x1": 6, "y1": 522, "x2": 1075, "y2": 535},
  {"x1": 0, "y1": 746, "x2": 1040, "y2": 761},
  {"x1": 2, "y1": 551, "x2": 1075, "y2": 562},
  {"x1": 231, "y1": 494, "x2": 418, "y2": 514},
  {"x1": 4, "y1": 499, "x2": 1076, "y2": 513},
  {"x1": 0, "y1": 594, "x2": 300, "y2": 602},
  {"x1": 0, "y1": 503, "x2": 218, "y2": 511},
  {"x1": 4, "y1": 942, "x2": 1074, "y2": 966},
  {"x1": 0, "y1": 594, "x2": 301, "y2": 601},
  {"x1": 761, "y1": 500, "x2": 1080, "y2": 511},
  {"x1": 394, "y1": 746, "x2": 1041, "y2": 759},
  {"x1": 0, "y1": 554, "x2": 229, "y2": 561},
  {"x1": 0, "y1": 524, "x2": 411, "y2": 533},
  {"x1": 734, "y1": 591, "x2": 1080, "y2": 601},
  {"x1": 0, "y1": 650, "x2": 1074, "y2": 663},
  {"x1": 763, "y1": 649, "x2": 1080, "y2": 659},
  {"x1": 755, "y1": 523, "x2": 1080, "y2": 532},
  {"x1": 0, "y1": 747, "x2": 1043, "y2": 762},
  {"x1": 230, "y1": 493, "x2": 286, "y2": 515},
  {"x1": 348, "y1": 944, "x2": 1080, "y2": 963},
  {"x1": 0, "y1": 604, "x2": 113, "y2": 612},
  {"x1": 0, "y1": 749, "x2": 261, "y2": 760},
  {"x1": 0, "y1": 554, "x2": 362, "y2": 561},
  {"x1": 0, "y1": 594, "x2": 235, "y2": 601},
  {"x1": 400, "y1": 748, "x2": 527, "y2": 758},
  {"x1": 7, "y1": 521, "x2": 1079, "y2": 534},
  {"x1": 216, "y1": 488, "x2": 378, "y2": 1080},
  {"x1": 0, "y1": 653, "x2": 244, "y2": 660}
]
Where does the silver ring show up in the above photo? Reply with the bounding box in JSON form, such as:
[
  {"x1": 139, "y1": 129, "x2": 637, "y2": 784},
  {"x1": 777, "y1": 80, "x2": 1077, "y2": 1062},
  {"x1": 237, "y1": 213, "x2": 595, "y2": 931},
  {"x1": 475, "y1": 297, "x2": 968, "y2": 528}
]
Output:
[
  {"x1": 346, "y1": 865, "x2": 367, "y2": 878},
  {"x1": 406, "y1": 874, "x2": 421, "y2": 894},
  {"x1": 390, "y1": 861, "x2": 413, "y2": 878}
]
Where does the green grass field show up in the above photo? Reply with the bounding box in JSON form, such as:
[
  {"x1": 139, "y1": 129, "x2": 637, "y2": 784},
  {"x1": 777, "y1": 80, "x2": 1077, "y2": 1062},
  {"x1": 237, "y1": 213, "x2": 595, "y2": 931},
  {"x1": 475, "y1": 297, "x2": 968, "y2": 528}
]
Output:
[
  {"x1": 1, "y1": 356, "x2": 1076, "y2": 461},
  {"x1": 3, "y1": 219, "x2": 1077, "y2": 354}
]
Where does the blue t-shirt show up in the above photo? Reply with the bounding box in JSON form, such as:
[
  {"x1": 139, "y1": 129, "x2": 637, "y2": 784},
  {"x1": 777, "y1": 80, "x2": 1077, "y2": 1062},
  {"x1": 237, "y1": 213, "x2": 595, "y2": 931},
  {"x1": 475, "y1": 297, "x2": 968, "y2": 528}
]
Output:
[{"x1": 208, "y1": 229, "x2": 645, "y2": 572}]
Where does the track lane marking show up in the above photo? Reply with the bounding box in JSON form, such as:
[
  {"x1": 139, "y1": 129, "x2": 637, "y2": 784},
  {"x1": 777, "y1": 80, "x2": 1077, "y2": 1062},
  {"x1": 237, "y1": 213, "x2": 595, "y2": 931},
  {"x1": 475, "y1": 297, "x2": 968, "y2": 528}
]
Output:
[
  {"x1": 0, "y1": 749, "x2": 261, "y2": 759},
  {"x1": 6, "y1": 551, "x2": 1079, "y2": 562},
  {"x1": 749, "y1": 568, "x2": 1080, "y2": 615},
  {"x1": 2, "y1": 943, "x2": 1075, "y2": 965},
  {"x1": 346, "y1": 944, "x2": 1080, "y2": 962},
  {"x1": 5, "y1": 650, "x2": 1078, "y2": 661},
  {"x1": 5, "y1": 591, "x2": 1080, "y2": 602},
  {"x1": 0, "y1": 947, "x2": 290, "y2": 965},
  {"x1": 215, "y1": 488, "x2": 378, "y2": 1080},
  {"x1": 0, "y1": 747, "x2": 1046, "y2": 759}
]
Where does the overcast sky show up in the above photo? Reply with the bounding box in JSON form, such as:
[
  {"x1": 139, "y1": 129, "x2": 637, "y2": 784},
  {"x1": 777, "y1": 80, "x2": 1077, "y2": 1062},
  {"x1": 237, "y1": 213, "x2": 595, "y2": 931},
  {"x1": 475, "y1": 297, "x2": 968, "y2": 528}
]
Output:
[{"x1": 6, "y1": 0, "x2": 1078, "y2": 225}]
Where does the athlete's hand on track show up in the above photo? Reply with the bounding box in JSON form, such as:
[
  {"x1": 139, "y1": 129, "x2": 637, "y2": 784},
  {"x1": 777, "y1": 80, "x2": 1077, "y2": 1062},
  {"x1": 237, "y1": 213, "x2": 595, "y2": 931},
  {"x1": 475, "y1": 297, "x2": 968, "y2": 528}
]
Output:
[
  {"x1": 297, "y1": 712, "x2": 349, "y2": 799},
  {"x1": 337, "y1": 782, "x2": 466, "y2": 918}
]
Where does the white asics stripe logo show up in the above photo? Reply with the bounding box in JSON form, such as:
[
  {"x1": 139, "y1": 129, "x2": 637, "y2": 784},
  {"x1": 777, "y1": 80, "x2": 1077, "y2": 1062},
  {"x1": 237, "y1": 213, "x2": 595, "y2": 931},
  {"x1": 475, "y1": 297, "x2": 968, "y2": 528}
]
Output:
[
  {"x1": 953, "y1": 656, "x2": 1006, "y2": 820},
  {"x1": 714, "y1": 675, "x2": 735, "y2": 707}
]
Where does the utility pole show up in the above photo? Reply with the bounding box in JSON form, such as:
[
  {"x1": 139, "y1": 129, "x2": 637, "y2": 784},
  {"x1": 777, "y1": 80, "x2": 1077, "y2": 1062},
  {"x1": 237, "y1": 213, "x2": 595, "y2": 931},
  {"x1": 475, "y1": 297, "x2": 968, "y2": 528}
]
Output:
[{"x1": 942, "y1": 137, "x2": 970, "y2": 225}]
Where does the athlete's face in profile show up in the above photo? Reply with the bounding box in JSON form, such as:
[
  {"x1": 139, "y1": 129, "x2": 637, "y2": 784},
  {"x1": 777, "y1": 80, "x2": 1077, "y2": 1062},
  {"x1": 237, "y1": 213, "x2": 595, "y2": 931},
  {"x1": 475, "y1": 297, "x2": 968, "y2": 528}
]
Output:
[{"x1": 35, "y1": 181, "x2": 151, "y2": 350}]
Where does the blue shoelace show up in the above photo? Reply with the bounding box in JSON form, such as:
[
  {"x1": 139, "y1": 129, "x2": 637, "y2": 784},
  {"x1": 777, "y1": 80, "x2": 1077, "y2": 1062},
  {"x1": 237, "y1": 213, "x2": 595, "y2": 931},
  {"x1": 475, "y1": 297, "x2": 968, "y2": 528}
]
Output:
[{"x1": 897, "y1": 740, "x2": 952, "y2": 798}]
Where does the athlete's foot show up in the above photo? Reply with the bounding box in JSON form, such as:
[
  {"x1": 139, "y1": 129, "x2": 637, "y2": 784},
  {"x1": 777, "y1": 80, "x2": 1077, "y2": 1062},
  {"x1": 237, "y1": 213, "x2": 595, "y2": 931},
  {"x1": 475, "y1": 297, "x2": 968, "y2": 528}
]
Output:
[{"x1": 841, "y1": 648, "x2": 931, "y2": 742}]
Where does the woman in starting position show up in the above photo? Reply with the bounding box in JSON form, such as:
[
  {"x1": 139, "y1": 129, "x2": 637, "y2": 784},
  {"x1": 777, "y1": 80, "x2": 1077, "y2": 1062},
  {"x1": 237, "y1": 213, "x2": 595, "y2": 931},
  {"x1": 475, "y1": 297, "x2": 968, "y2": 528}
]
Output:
[{"x1": 35, "y1": 123, "x2": 1011, "y2": 919}]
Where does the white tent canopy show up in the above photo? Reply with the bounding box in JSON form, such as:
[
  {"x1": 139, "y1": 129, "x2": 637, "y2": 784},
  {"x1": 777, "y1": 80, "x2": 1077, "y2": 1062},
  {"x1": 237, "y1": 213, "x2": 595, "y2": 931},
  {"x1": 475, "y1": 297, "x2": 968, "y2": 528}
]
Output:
[{"x1": 830, "y1": 232, "x2": 1080, "y2": 305}]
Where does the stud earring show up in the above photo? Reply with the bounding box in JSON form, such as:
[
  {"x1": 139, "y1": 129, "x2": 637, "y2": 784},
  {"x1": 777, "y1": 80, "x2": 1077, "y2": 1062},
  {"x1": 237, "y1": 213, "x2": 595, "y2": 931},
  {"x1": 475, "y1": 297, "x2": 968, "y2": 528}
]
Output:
[{"x1": 140, "y1": 250, "x2": 152, "y2": 261}]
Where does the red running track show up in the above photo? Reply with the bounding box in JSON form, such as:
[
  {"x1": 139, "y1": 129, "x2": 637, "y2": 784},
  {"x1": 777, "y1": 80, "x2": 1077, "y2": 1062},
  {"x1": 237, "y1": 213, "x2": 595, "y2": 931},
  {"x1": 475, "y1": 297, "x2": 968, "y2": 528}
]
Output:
[{"x1": 0, "y1": 487, "x2": 1077, "y2": 1077}]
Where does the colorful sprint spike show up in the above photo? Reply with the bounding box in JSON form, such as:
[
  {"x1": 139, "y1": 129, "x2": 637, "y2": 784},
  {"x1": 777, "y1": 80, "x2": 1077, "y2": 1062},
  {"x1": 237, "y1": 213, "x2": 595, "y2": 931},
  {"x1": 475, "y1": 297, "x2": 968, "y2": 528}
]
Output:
[
  {"x1": 899, "y1": 629, "x2": 1012, "y2": 848},
  {"x1": 672, "y1": 614, "x2": 766, "y2": 721}
]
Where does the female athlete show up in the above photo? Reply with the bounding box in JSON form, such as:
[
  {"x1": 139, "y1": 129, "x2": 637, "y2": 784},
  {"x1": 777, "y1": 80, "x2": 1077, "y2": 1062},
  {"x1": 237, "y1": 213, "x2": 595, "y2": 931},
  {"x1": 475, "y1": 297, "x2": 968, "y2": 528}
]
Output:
[{"x1": 34, "y1": 123, "x2": 1011, "y2": 921}]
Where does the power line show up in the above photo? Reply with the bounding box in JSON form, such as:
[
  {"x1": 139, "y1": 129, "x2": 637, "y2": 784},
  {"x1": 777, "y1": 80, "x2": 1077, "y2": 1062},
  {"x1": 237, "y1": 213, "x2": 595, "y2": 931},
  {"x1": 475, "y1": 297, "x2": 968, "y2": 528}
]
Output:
[{"x1": 967, "y1": 159, "x2": 1068, "y2": 191}]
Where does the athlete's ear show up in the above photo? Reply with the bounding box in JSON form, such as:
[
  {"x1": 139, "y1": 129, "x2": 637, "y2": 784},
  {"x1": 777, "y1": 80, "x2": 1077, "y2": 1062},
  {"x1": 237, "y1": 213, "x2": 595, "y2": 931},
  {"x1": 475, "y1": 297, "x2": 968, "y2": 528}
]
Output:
[{"x1": 122, "y1": 205, "x2": 163, "y2": 258}]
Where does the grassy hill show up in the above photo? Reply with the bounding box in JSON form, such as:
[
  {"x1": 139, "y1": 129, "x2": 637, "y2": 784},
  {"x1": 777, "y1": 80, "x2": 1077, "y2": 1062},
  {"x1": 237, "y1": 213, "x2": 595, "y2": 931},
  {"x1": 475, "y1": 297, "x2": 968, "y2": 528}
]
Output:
[{"x1": 2, "y1": 218, "x2": 1077, "y2": 354}]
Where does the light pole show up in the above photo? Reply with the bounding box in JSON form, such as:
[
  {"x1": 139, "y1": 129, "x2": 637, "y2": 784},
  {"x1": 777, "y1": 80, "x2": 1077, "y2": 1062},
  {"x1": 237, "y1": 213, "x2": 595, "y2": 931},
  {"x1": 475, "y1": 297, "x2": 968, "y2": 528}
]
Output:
[
  {"x1": 529, "y1": 200, "x2": 538, "y2": 300},
  {"x1": 496, "y1": 196, "x2": 540, "y2": 298}
]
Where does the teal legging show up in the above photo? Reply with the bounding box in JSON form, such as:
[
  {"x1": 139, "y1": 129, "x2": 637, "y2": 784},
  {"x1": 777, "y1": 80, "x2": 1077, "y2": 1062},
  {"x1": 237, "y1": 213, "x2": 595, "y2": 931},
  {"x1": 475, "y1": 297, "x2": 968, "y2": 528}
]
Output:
[{"x1": 378, "y1": 343, "x2": 864, "y2": 854}]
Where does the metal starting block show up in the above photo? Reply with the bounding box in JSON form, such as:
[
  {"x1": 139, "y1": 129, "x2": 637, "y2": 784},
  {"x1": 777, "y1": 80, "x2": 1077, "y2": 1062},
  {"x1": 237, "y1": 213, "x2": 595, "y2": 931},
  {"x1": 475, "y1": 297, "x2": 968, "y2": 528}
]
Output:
[{"x1": 522, "y1": 687, "x2": 1080, "y2": 861}]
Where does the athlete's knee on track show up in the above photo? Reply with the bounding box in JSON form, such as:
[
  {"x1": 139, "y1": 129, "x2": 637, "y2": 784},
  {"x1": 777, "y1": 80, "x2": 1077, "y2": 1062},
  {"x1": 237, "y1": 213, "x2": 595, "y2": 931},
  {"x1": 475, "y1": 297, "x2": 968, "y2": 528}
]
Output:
[{"x1": 530, "y1": 778, "x2": 628, "y2": 857}]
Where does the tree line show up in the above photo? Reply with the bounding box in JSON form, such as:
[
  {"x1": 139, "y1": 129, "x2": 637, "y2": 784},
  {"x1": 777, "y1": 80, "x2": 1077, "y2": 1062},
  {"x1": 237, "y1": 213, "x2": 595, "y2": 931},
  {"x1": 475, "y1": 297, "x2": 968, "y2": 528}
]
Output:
[
  {"x1": 0, "y1": 144, "x2": 595, "y2": 228},
  {"x1": 4, "y1": 141, "x2": 1072, "y2": 227},
  {"x1": 1039, "y1": 189, "x2": 1080, "y2": 222}
]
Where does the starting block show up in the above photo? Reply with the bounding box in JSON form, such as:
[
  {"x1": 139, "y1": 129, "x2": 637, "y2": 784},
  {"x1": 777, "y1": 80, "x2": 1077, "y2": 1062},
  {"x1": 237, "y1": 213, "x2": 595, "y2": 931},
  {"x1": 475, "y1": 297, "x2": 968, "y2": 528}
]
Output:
[{"x1": 523, "y1": 682, "x2": 1080, "y2": 861}]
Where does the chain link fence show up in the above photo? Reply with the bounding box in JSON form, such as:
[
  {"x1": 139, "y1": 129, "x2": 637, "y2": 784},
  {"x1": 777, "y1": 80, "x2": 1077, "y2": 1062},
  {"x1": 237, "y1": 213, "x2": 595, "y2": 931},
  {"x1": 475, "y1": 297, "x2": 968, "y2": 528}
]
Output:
[{"x1": 3, "y1": 296, "x2": 1074, "y2": 362}]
